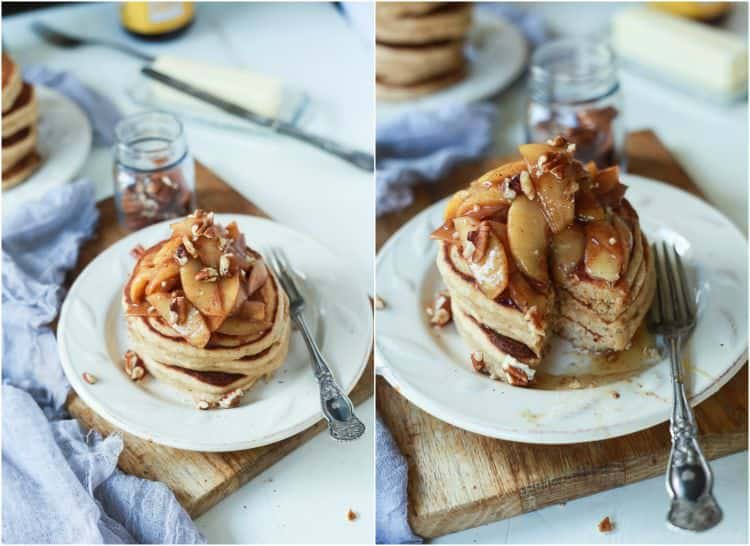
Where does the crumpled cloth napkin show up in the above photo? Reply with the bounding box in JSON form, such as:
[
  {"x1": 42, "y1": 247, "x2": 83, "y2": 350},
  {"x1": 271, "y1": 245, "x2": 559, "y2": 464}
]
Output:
[
  {"x1": 2, "y1": 181, "x2": 205, "y2": 544},
  {"x1": 376, "y1": 415, "x2": 422, "y2": 544},
  {"x1": 23, "y1": 65, "x2": 122, "y2": 145},
  {"x1": 376, "y1": 103, "x2": 497, "y2": 216}
]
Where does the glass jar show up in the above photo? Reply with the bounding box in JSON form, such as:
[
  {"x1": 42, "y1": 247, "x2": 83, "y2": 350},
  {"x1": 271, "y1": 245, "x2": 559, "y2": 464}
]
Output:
[
  {"x1": 114, "y1": 111, "x2": 195, "y2": 231},
  {"x1": 525, "y1": 38, "x2": 625, "y2": 169}
]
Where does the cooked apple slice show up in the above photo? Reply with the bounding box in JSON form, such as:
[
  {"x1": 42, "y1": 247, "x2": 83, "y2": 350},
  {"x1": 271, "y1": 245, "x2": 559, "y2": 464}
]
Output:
[
  {"x1": 508, "y1": 270, "x2": 548, "y2": 316},
  {"x1": 444, "y1": 190, "x2": 470, "y2": 220},
  {"x1": 456, "y1": 187, "x2": 511, "y2": 218},
  {"x1": 467, "y1": 227, "x2": 509, "y2": 299},
  {"x1": 584, "y1": 220, "x2": 623, "y2": 283},
  {"x1": 430, "y1": 219, "x2": 456, "y2": 244},
  {"x1": 231, "y1": 282, "x2": 249, "y2": 315},
  {"x1": 146, "y1": 292, "x2": 211, "y2": 348},
  {"x1": 196, "y1": 237, "x2": 222, "y2": 269},
  {"x1": 240, "y1": 300, "x2": 267, "y2": 321},
  {"x1": 593, "y1": 166, "x2": 620, "y2": 194},
  {"x1": 452, "y1": 216, "x2": 480, "y2": 243},
  {"x1": 575, "y1": 190, "x2": 606, "y2": 222},
  {"x1": 247, "y1": 259, "x2": 269, "y2": 296},
  {"x1": 551, "y1": 224, "x2": 585, "y2": 275},
  {"x1": 216, "y1": 315, "x2": 272, "y2": 336},
  {"x1": 145, "y1": 261, "x2": 180, "y2": 295},
  {"x1": 612, "y1": 215, "x2": 634, "y2": 274},
  {"x1": 179, "y1": 258, "x2": 224, "y2": 316},
  {"x1": 518, "y1": 143, "x2": 561, "y2": 166},
  {"x1": 219, "y1": 273, "x2": 241, "y2": 316},
  {"x1": 169, "y1": 217, "x2": 197, "y2": 238},
  {"x1": 507, "y1": 196, "x2": 549, "y2": 286},
  {"x1": 204, "y1": 315, "x2": 225, "y2": 332},
  {"x1": 535, "y1": 172, "x2": 575, "y2": 233},
  {"x1": 598, "y1": 182, "x2": 628, "y2": 208},
  {"x1": 209, "y1": 332, "x2": 265, "y2": 348},
  {"x1": 129, "y1": 271, "x2": 153, "y2": 304},
  {"x1": 152, "y1": 238, "x2": 182, "y2": 265}
]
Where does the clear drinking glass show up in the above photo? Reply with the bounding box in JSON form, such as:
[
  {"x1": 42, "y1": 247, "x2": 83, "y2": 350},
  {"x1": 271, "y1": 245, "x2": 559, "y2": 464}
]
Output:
[
  {"x1": 525, "y1": 38, "x2": 625, "y2": 168},
  {"x1": 114, "y1": 111, "x2": 196, "y2": 231}
]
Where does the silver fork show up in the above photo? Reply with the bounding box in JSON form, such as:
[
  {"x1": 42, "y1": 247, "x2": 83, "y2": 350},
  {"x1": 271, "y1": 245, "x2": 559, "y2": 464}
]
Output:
[
  {"x1": 647, "y1": 242, "x2": 721, "y2": 532},
  {"x1": 266, "y1": 248, "x2": 365, "y2": 442}
]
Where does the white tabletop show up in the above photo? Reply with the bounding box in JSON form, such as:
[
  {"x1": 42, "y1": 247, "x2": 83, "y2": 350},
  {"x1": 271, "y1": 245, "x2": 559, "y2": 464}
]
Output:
[
  {"x1": 439, "y1": 3, "x2": 748, "y2": 544},
  {"x1": 2, "y1": 3, "x2": 374, "y2": 543}
]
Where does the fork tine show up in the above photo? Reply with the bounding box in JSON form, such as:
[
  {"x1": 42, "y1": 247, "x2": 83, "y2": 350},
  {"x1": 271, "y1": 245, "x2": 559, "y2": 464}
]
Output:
[
  {"x1": 653, "y1": 243, "x2": 671, "y2": 324},
  {"x1": 269, "y1": 248, "x2": 303, "y2": 302},
  {"x1": 671, "y1": 245, "x2": 695, "y2": 323},
  {"x1": 661, "y1": 241, "x2": 684, "y2": 325}
]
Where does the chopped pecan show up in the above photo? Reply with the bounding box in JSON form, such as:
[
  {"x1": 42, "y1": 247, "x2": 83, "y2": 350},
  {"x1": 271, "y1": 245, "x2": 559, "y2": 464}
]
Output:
[
  {"x1": 123, "y1": 350, "x2": 147, "y2": 381},
  {"x1": 82, "y1": 372, "x2": 98, "y2": 385},
  {"x1": 519, "y1": 170, "x2": 536, "y2": 200},
  {"x1": 468, "y1": 222, "x2": 491, "y2": 262},
  {"x1": 169, "y1": 295, "x2": 188, "y2": 325},
  {"x1": 470, "y1": 351, "x2": 486, "y2": 374},
  {"x1": 502, "y1": 363, "x2": 533, "y2": 387},
  {"x1": 219, "y1": 253, "x2": 236, "y2": 277},
  {"x1": 427, "y1": 291, "x2": 452, "y2": 327},
  {"x1": 195, "y1": 267, "x2": 219, "y2": 282},
  {"x1": 130, "y1": 244, "x2": 146, "y2": 259},
  {"x1": 217, "y1": 388, "x2": 244, "y2": 409},
  {"x1": 174, "y1": 244, "x2": 189, "y2": 265},
  {"x1": 536, "y1": 151, "x2": 571, "y2": 180},
  {"x1": 181, "y1": 236, "x2": 197, "y2": 258}
]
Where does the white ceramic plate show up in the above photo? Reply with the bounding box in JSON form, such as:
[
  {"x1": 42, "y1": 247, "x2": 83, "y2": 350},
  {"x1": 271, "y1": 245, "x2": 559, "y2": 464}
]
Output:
[
  {"x1": 2, "y1": 86, "x2": 92, "y2": 211},
  {"x1": 377, "y1": 14, "x2": 527, "y2": 123},
  {"x1": 375, "y1": 175, "x2": 748, "y2": 444},
  {"x1": 58, "y1": 215, "x2": 372, "y2": 452}
]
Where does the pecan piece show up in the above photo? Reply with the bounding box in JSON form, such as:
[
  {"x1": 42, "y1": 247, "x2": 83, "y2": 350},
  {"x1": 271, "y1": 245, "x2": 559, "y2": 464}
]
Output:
[
  {"x1": 169, "y1": 295, "x2": 188, "y2": 325},
  {"x1": 195, "y1": 267, "x2": 219, "y2": 282},
  {"x1": 129, "y1": 244, "x2": 146, "y2": 259},
  {"x1": 426, "y1": 291, "x2": 452, "y2": 327},
  {"x1": 470, "y1": 351, "x2": 486, "y2": 374},
  {"x1": 217, "y1": 388, "x2": 244, "y2": 409},
  {"x1": 502, "y1": 363, "x2": 533, "y2": 387},
  {"x1": 123, "y1": 350, "x2": 147, "y2": 381},
  {"x1": 181, "y1": 236, "x2": 197, "y2": 258},
  {"x1": 82, "y1": 372, "x2": 98, "y2": 385}
]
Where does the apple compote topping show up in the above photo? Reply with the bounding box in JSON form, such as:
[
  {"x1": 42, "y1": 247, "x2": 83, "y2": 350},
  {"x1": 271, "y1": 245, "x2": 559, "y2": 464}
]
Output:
[
  {"x1": 432, "y1": 136, "x2": 636, "y2": 298},
  {"x1": 125, "y1": 210, "x2": 276, "y2": 349}
]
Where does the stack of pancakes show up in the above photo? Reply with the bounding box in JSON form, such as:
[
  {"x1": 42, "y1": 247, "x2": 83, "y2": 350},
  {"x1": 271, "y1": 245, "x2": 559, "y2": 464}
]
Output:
[
  {"x1": 3, "y1": 53, "x2": 41, "y2": 189},
  {"x1": 123, "y1": 210, "x2": 291, "y2": 409},
  {"x1": 376, "y1": 2, "x2": 472, "y2": 100},
  {"x1": 432, "y1": 136, "x2": 655, "y2": 387}
]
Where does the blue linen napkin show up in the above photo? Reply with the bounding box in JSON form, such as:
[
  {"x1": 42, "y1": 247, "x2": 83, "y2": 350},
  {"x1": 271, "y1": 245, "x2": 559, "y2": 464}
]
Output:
[
  {"x1": 478, "y1": 3, "x2": 550, "y2": 47},
  {"x1": 1, "y1": 181, "x2": 205, "y2": 544},
  {"x1": 376, "y1": 415, "x2": 422, "y2": 544},
  {"x1": 376, "y1": 103, "x2": 497, "y2": 216},
  {"x1": 23, "y1": 65, "x2": 122, "y2": 146}
]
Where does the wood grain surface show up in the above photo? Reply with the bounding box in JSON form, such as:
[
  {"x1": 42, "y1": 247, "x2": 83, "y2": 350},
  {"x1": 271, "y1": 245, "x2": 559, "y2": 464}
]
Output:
[
  {"x1": 376, "y1": 130, "x2": 747, "y2": 538},
  {"x1": 65, "y1": 160, "x2": 374, "y2": 518}
]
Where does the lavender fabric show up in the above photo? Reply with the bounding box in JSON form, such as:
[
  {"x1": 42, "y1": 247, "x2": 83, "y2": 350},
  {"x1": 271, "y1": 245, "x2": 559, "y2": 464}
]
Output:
[
  {"x1": 478, "y1": 3, "x2": 550, "y2": 46},
  {"x1": 23, "y1": 65, "x2": 122, "y2": 145},
  {"x1": 376, "y1": 103, "x2": 497, "y2": 216},
  {"x1": 376, "y1": 415, "x2": 422, "y2": 544},
  {"x1": 2, "y1": 181, "x2": 205, "y2": 544}
]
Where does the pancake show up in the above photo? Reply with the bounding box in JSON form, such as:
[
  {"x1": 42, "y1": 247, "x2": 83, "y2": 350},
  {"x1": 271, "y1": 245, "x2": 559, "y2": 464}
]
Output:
[
  {"x1": 376, "y1": 66, "x2": 466, "y2": 101},
  {"x1": 376, "y1": 4, "x2": 472, "y2": 45},
  {"x1": 2, "y1": 83, "x2": 37, "y2": 137},
  {"x1": 376, "y1": 2, "x2": 444, "y2": 19},
  {"x1": 2, "y1": 125, "x2": 37, "y2": 172},
  {"x1": 2, "y1": 149, "x2": 40, "y2": 189},
  {"x1": 376, "y1": 40, "x2": 465, "y2": 86},
  {"x1": 2, "y1": 53, "x2": 23, "y2": 113}
]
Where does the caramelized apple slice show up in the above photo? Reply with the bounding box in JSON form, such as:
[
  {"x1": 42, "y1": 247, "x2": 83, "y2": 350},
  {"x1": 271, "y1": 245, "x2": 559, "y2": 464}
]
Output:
[
  {"x1": 575, "y1": 190, "x2": 606, "y2": 222},
  {"x1": 209, "y1": 332, "x2": 265, "y2": 348},
  {"x1": 129, "y1": 271, "x2": 153, "y2": 304},
  {"x1": 247, "y1": 259, "x2": 269, "y2": 296},
  {"x1": 145, "y1": 261, "x2": 180, "y2": 295},
  {"x1": 535, "y1": 172, "x2": 575, "y2": 233},
  {"x1": 444, "y1": 190, "x2": 470, "y2": 220},
  {"x1": 152, "y1": 238, "x2": 182, "y2": 265},
  {"x1": 430, "y1": 219, "x2": 456, "y2": 244},
  {"x1": 593, "y1": 166, "x2": 620, "y2": 194},
  {"x1": 205, "y1": 315, "x2": 225, "y2": 332},
  {"x1": 231, "y1": 282, "x2": 249, "y2": 315},
  {"x1": 584, "y1": 220, "x2": 623, "y2": 283},
  {"x1": 467, "y1": 227, "x2": 509, "y2": 299},
  {"x1": 219, "y1": 273, "x2": 241, "y2": 316},
  {"x1": 612, "y1": 215, "x2": 634, "y2": 275},
  {"x1": 551, "y1": 224, "x2": 585, "y2": 275},
  {"x1": 169, "y1": 217, "x2": 197, "y2": 238},
  {"x1": 456, "y1": 187, "x2": 511, "y2": 218},
  {"x1": 508, "y1": 270, "x2": 548, "y2": 316},
  {"x1": 180, "y1": 258, "x2": 224, "y2": 316},
  {"x1": 146, "y1": 292, "x2": 211, "y2": 348},
  {"x1": 196, "y1": 237, "x2": 222, "y2": 269},
  {"x1": 216, "y1": 316, "x2": 272, "y2": 336},
  {"x1": 518, "y1": 143, "x2": 561, "y2": 166},
  {"x1": 507, "y1": 196, "x2": 549, "y2": 286}
]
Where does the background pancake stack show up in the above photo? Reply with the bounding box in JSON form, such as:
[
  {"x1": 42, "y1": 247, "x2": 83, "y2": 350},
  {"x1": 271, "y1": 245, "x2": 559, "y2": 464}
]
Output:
[
  {"x1": 2, "y1": 53, "x2": 41, "y2": 189},
  {"x1": 376, "y1": 2, "x2": 473, "y2": 100}
]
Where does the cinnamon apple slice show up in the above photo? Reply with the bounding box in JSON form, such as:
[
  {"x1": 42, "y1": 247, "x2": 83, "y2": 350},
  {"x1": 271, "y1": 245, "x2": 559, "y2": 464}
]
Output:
[
  {"x1": 129, "y1": 271, "x2": 152, "y2": 304},
  {"x1": 518, "y1": 143, "x2": 562, "y2": 165},
  {"x1": 219, "y1": 273, "x2": 241, "y2": 316},
  {"x1": 467, "y1": 224, "x2": 509, "y2": 299},
  {"x1": 146, "y1": 292, "x2": 211, "y2": 348},
  {"x1": 180, "y1": 258, "x2": 224, "y2": 316},
  {"x1": 444, "y1": 190, "x2": 470, "y2": 220},
  {"x1": 507, "y1": 196, "x2": 549, "y2": 286},
  {"x1": 575, "y1": 190, "x2": 606, "y2": 222},
  {"x1": 247, "y1": 259, "x2": 269, "y2": 296},
  {"x1": 535, "y1": 171, "x2": 575, "y2": 233},
  {"x1": 430, "y1": 219, "x2": 456, "y2": 244},
  {"x1": 551, "y1": 224, "x2": 585, "y2": 276},
  {"x1": 145, "y1": 261, "x2": 180, "y2": 295},
  {"x1": 508, "y1": 270, "x2": 548, "y2": 316},
  {"x1": 612, "y1": 215, "x2": 634, "y2": 275},
  {"x1": 196, "y1": 237, "x2": 222, "y2": 269},
  {"x1": 584, "y1": 220, "x2": 623, "y2": 283},
  {"x1": 593, "y1": 166, "x2": 620, "y2": 194},
  {"x1": 216, "y1": 316, "x2": 272, "y2": 336}
]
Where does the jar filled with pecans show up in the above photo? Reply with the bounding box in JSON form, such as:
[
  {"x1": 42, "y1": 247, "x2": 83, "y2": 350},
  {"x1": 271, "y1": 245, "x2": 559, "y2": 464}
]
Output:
[
  {"x1": 525, "y1": 38, "x2": 625, "y2": 169},
  {"x1": 114, "y1": 111, "x2": 195, "y2": 231}
]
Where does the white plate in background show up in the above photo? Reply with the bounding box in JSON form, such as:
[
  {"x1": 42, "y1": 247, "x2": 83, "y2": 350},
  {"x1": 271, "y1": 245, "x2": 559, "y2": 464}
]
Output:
[
  {"x1": 375, "y1": 175, "x2": 747, "y2": 444},
  {"x1": 2, "y1": 86, "x2": 92, "y2": 211},
  {"x1": 58, "y1": 215, "x2": 372, "y2": 452}
]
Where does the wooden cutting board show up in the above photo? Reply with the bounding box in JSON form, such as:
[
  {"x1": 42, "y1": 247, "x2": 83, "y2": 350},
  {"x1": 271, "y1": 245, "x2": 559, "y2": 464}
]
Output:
[
  {"x1": 376, "y1": 130, "x2": 748, "y2": 538},
  {"x1": 64, "y1": 161, "x2": 374, "y2": 518}
]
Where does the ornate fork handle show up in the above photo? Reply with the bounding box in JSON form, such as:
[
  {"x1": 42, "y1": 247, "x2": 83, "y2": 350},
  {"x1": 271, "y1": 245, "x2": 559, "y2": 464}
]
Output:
[
  {"x1": 294, "y1": 312, "x2": 365, "y2": 441},
  {"x1": 666, "y1": 336, "x2": 722, "y2": 532}
]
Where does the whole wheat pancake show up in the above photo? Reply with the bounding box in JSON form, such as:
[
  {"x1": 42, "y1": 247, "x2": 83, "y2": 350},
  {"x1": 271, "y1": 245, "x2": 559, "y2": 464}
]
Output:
[
  {"x1": 2, "y1": 125, "x2": 37, "y2": 172},
  {"x1": 376, "y1": 4, "x2": 472, "y2": 45},
  {"x1": 376, "y1": 40, "x2": 465, "y2": 86},
  {"x1": 3, "y1": 83, "x2": 37, "y2": 137},
  {"x1": 2, "y1": 149, "x2": 40, "y2": 189},
  {"x1": 376, "y1": 67, "x2": 466, "y2": 101},
  {"x1": 2, "y1": 53, "x2": 23, "y2": 113},
  {"x1": 376, "y1": 2, "x2": 444, "y2": 19}
]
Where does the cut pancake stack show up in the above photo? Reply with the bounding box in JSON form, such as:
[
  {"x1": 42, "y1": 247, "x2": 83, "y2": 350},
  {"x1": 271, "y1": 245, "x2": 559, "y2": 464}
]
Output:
[
  {"x1": 123, "y1": 210, "x2": 291, "y2": 409},
  {"x1": 432, "y1": 136, "x2": 655, "y2": 387},
  {"x1": 376, "y1": 2, "x2": 472, "y2": 100},
  {"x1": 2, "y1": 53, "x2": 41, "y2": 189}
]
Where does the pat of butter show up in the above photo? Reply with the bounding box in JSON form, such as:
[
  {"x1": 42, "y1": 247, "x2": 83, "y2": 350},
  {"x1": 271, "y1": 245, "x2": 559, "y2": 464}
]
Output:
[
  {"x1": 612, "y1": 7, "x2": 748, "y2": 101},
  {"x1": 150, "y1": 55, "x2": 283, "y2": 118}
]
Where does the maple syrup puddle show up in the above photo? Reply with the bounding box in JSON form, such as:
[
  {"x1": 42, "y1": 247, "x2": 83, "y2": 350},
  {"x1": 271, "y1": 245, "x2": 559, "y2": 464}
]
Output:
[{"x1": 534, "y1": 326, "x2": 664, "y2": 391}]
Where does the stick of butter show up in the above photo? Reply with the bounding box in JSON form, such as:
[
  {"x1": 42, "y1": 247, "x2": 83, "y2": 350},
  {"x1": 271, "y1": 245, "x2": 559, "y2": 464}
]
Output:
[
  {"x1": 612, "y1": 7, "x2": 748, "y2": 102},
  {"x1": 149, "y1": 55, "x2": 284, "y2": 118}
]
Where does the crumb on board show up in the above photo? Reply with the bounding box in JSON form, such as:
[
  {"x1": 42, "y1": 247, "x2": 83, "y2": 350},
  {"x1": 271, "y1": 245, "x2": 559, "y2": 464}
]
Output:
[
  {"x1": 373, "y1": 295, "x2": 386, "y2": 310},
  {"x1": 598, "y1": 516, "x2": 614, "y2": 533},
  {"x1": 610, "y1": 390, "x2": 620, "y2": 399},
  {"x1": 346, "y1": 508, "x2": 358, "y2": 522}
]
